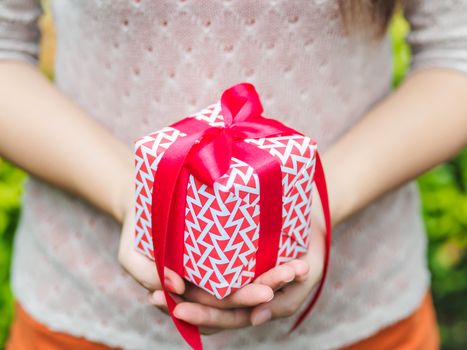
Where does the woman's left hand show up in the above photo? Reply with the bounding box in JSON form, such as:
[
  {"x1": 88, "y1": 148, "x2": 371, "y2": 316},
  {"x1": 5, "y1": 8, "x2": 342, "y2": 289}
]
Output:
[{"x1": 249, "y1": 217, "x2": 325, "y2": 326}]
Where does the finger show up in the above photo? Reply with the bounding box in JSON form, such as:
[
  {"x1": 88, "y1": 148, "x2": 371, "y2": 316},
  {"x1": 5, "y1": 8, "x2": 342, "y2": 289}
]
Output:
[
  {"x1": 119, "y1": 216, "x2": 159, "y2": 290},
  {"x1": 120, "y1": 249, "x2": 185, "y2": 293},
  {"x1": 183, "y1": 283, "x2": 273, "y2": 309},
  {"x1": 118, "y1": 247, "x2": 160, "y2": 290},
  {"x1": 148, "y1": 290, "x2": 184, "y2": 315},
  {"x1": 148, "y1": 291, "x2": 169, "y2": 314},
  {"x1": 250, "y1": 278, "x2": 317, "y2": 326},
  {"x1": 164, "y1": 268, "x2": 186, "y2": 295},
  {"x1": 281, "y1": 258, "x2": 310, "y2": 283},
  {"x1": 200, "y1": 327, "x2": 223, "y2": 335},
  {"x1": 149, "y1": 291, "x2": 228, "y2": 335},
  {"x1": 253, "y1": 263, "x2": 297, "y2": 291},
  {"x1": 173, "y1": 302, "x2": 251, "y2": 329}
]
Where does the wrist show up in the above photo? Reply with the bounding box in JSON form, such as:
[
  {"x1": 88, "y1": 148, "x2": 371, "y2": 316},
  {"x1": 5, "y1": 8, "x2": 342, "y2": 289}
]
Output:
[
  {"x1": 319, "y1": 150, "x2": 355, "y2": 228},
  {"x1": 111, "y1": 151, "x2": 134, "y2": 224},
  {"x1": 113, "y1": 176, "x2": 133, "y2": 224}
]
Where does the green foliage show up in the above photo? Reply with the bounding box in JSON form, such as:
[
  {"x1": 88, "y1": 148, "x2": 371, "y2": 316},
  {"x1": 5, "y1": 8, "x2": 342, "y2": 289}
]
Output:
[
  {"x1": 419, "y1": 153, "x2": 467, "y2": 350},
  {"x1": 0, "y1": 160, "x2": 25, "y2": 346},
  {"x1": 0, "y1": 11, "x2": 465, "y2": 350},
  {"x1": 390, "y1": 14, "x2": 411, "y2": 88}
]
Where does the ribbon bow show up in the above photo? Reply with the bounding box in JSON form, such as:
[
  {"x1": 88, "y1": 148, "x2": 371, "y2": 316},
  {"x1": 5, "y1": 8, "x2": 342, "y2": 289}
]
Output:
[
  {"x1": 150, "y1": 83, "x2": 331, "y2": 350},
  {"x1": 175, "y1": 83, "x2": 299, "y2": 186}
]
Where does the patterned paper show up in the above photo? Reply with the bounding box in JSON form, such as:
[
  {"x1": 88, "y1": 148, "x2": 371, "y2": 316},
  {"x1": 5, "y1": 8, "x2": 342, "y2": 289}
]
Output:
[{"x1": 135, "y1": 103, "x2": 317, "y2": 299}]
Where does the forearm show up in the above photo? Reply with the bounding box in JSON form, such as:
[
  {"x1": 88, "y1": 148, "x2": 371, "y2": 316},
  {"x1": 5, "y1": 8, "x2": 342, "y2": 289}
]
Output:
[
  {"x1": 325, "y1": 68, "x2": 467, "y2": 226},
  {"x1": 0, "y1": 61, "x2": 132, "y2": 223}
]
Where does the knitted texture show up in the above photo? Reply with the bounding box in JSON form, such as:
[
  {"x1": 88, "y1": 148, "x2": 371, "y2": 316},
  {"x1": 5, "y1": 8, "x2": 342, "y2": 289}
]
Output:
[{"x1": 1, "y1": 1, "x2": 467, "y2": 349}]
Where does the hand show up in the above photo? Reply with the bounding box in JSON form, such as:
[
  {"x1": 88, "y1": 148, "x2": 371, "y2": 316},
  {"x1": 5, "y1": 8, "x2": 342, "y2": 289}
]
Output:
[
  {"x1": 248, "y1": 186, "x2": 328, "y2": 326},
  {"x1": 116, "y1": 194, "x2": 296, "y2": 326},
  {"x1": 117, "y1": 197, "x2": 185, "y2": 295},
  {"x1": 149, "y1": 254, "x2": 310, "y2": 334},
  {"x1": 149, "y1": 195, "x2": 327, "y2": 333},
  {"x1": 250, "y1": 217, "x2": 325, "y2": 326}
]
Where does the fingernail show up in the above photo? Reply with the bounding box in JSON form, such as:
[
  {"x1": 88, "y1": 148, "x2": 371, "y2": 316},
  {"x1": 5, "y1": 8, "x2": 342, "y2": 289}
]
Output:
[
  {"x1": 173, "y1": 307, "x2": 185, "y2": 320},
  {"x1": 285, "y1": 276, "x2": 294, "y2": 283},
  {"x1": 151, "y1": 291, "x2": 165, "y2": 305},
  {"x1": 164, "y1": 277, "x2": 174, "y2": 291},
  {"x1": 252, "y1": 309, "x2": 271, "y2": 326}
]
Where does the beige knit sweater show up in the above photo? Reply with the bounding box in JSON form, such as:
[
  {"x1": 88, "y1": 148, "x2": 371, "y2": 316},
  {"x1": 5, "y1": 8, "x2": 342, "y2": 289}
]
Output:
[{"x1": 1, "y1": 1, "x2": 467, "y2": 349}]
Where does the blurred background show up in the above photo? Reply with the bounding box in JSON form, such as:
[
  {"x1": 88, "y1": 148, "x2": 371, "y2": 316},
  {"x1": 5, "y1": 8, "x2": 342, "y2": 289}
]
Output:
[{"x1": 0, "y1": 2, "x2": 466, "y2": 349}]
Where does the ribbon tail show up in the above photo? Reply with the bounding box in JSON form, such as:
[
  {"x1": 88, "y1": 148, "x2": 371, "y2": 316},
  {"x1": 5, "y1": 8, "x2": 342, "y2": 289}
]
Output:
[
  {"x1": 165, "y1": 288, "x2": 202, "y2": 350},
  {"x1": 152, "y1": 133, "x2": 204, "y2": 350},
  {"x1": 289, "y1": 151, "x2": 332, "y2": 333},
  {"x1": 167, "y1": 168, "x2": 203, "y2": 350}
]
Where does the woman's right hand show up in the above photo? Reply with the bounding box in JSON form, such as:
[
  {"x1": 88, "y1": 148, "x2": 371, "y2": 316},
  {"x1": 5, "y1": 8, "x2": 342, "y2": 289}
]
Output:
[{"x1": 117, "y1": 198, "x2": 186, "y2": 296}]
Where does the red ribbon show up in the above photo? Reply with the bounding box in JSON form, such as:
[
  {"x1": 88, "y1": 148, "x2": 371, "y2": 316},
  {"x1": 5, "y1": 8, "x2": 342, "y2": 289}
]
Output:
[{"x1": 150, "y1": 83, "x2": 331, "y2": 350}]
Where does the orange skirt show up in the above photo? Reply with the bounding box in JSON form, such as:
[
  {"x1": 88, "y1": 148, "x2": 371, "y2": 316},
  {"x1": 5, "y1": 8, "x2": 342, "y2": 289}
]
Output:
[{"x1": 7, "y1": 292, "x2": 439, "y2": 350}]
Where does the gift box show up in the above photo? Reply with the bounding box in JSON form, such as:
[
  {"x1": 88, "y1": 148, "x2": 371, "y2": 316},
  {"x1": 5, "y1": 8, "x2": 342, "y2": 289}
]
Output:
[
  {"x1": 134, "y1": 89, "x2": 317, "y2": 299},
  {"x1": 134, "y1": 83, "x2": 331, "y2": 349}
]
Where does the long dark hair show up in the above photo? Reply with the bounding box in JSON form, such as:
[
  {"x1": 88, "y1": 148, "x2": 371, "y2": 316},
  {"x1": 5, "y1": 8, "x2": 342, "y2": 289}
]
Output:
[{"x1": 339, "y1": 0, "x2": 401, "y2": 37}]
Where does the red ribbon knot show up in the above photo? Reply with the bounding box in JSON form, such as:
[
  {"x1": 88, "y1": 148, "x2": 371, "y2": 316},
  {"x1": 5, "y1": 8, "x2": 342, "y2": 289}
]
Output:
[{"x1": 180, "y1": 82, "x2": 298, "y2": 186}]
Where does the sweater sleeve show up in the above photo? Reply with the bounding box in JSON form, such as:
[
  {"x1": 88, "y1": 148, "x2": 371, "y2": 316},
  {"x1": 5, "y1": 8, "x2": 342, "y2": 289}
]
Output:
[
  {"x1": 0, "y1": 0, "x2": 42, "y2": 65},
  {"x1": 405, "y1": 0, "x2": 467, "y2": 75}
]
